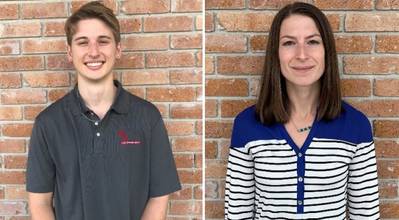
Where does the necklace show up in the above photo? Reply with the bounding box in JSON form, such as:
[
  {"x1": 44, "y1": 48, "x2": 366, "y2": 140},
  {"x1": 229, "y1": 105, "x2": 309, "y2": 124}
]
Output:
[{"x1": 291, "y1": 117, "x2": 313, "y2": 133}]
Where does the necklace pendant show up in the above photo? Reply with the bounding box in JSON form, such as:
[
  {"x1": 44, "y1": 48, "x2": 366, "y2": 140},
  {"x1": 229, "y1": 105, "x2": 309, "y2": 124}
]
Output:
[{"x1": 297, "y1": 126, "x2": 312, "y2": 133}]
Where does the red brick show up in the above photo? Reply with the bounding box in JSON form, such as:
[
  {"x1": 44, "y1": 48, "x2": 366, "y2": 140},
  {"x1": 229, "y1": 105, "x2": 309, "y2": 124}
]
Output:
[
  {"x1": 206, "y1": 34, "x2": 246, "y2": 53},
  {"x1": 126, "y1": 88, "x2": 145, "y2": 99},
  {"x1": 376, "y1": 0, "x2": 399, "y2": 9},
  {"x1": 23, "y1": 72, "x2": 70, "y2": 88},
  {"x1": 169, "y1": 200, "x2": 201, "y2": 215},
  {"x1": 0, "y1": 22, "x2": 41, "y2": 37},
  {"x1": 171, "y1": 103, "x2": 202, "y2": 119},
  {"x1": 2, "y1": 123, "x2": 33, "y2": 137},
  {"x1": 205, "y1": 141, "x2": 218, "y2": 159},
  {"x1": 250, "y1": 35, "x2": 268, "y2": 52},
  {"x1": 24, "y1": 106, "x2": 45, "y2": 120},
  {"x1": 344, "y1": 56, "x2": 399, "y2": 74},
  {"x1": 205, "y1": 201, "x2": 224, "y2": 218},
  {"x1": 48, "y1": 89, "x2": 69, "y2": 102},
  {"x1": 165, "y1": 121, "x2": 195, "y2": 136},
  {"x1": 0, "y1": 73, "x2": 21, "y2": 89},
  {"x1": 205, "y1": 12, "x2": 214, "y2": 32},
  {"x1": 4, "y1": 156, "x2": 27, "y2": 169},
  {"x1": 218, "y1": 12, "x2": 274, "y2": 32},
  {"x1": 196, "y1": 120, "x2": 203, "y2": 135},
  {"x1": 206, "y1": 99, "x2": 217, "y2": 117},
  {"x1": 374, "y1": 120, "x2": 399, "y2": 138},
  {"x1": 206, "y1": 79, "x2": 248, "y2": 96},
  {"x1": 205, "y1": 56, "x2": 214, "y2": 74},
  {"x1": 205, "y1": 180, "x2": 218, "y2": 199},
  {"x1": 71, "y1": 0, "x2": 117, "y2": 13},
  {"x1": 174, "y1": 154, "x2": 194, "y2": 168},
  {"x1": 119, "y1": 18, "x2": 142, "y2": 34},
  {"x1": 206, "y1": 0, "x2": 245, "y2": 9},
  {"x1": 346, "y1": 13, "x2": 399, "y2": 32},
  {"x1": 0, "y1": 107, "x2": 22, "y2": 121},
  {"x1": 377, "y1": 160, "x2": 399, "y2": 178},
  {"x1": 170, "y1": 69, "x2": 202, "y2": 84},
  {"x1": 44, "y1": 21, "x2": 65, "y2": 37},
  {"x1": 122, "y1": 0, "x2": 169, "y2": 13},
  {"x1": 173, "y1": 0, "x2": 202, "y2": 12},
  {"x1": 221, "y1": 99, "x2": 256, "y2": 117},
  {"x1": 173, "y1": 136, "x2": 202, "y2": 152},
  {"x1": 196, "y1": 50, "x2": 202, "y2": 67},
  {"x1": 315, "y1": 0, "x2": 373, "y2": 9},
  {"x1": 147, "y1": 87, "x2": 196, "y2": 102},
  {"x1": 219, "y1": 140, "x2": 231, "y2": 160},
  {"x1": 217, "y1": 56, "x2": 264, "y2": 75},
  {"x1": 1, "y1": 89, "x2": 46, "y2": 104},
  {"x1": 0, "y1": 201, "x2": 27, "y2": 215},
  {"x1": 154, "y1": 103, "x2": 169, "y2": 118},
  {"x1": 379, "y1": 181, "x2": 398, "y2": 199},
  {"x1": 196, "y1": 14, "x2": 203, "y2": 31},
  {"x1": 250, "y1": 78, "x2": 261, "y2": 96},
  {"x1": 381, "y1": 202, "x2": 399, "y2": 218},
  {"x1": 8, "y1": 217, "x2": 30, "y2": 220},
  {"x1": 327, "y1": 14, "x2": 341, "y2": 32},
  {"x1": 171, "y1": 34, "x2": 202, "y2": 49},
  {"x1": 115, "y1": 53, "x2": 145, "y2": 69},
  {"x1": 205, "y1": 120, "x2": 233, "y2": 138},
  {"x1": 47, "y1": 55, "x2": 74, "y2": 70},
  {"x1": 0, "y1": 4, "x2": 18, "y2": 20},
  {"x1": 376, "y1": 35, "x2": 399, "y2": 53},
  {"x1": 0, "y1": 140, "x2": 26, "y2": 153},
  {"x1": 146, "y1": 52, "x2": 195, "y2": 68},
  {"x1": 122, "y1": 35, "x2": 168, "y2": 51},
  {"x1": 0, "y1": 56, "x2": 43, "y2": 71},
  {"x1": 348, "y1": 100, "x2": 399, "y2": 117},
  {"x1": 0, "y1": 40, "x2": 19, "y2": 55},
  {"x1": 22, "y1": 39, "x2": 67, "y2": 54},
  {"x1": 206, "y1": 160, "x2": 227, "y2": 178},
  {"x1": 194, "y1": 153, "x2": 202, "y2": 168},
  {"x1": 341, "y1": 79, "x2": 371, "y2": 97},
  {"x1": 249, "y1": 0, "x2": 310, "y2": 9},
  {"x1": 374, "y1": 79, "x2": 399, "y2": 97},
  {"x1": 144, "y1": 16, "x2": 193, "y2": 32},
  {"x1": 375, "y1": 140, "x2": 399, "y2": 158},
  {"x1": 194, "y1": 184, "x2": 202, "y2": 199},
  {"x1": 122, "y1": 70, "x2": 169, "y2": 85},
  {"x1": 21, "y1": 2, "x2": 66, "y2": 18},
  {"x1": 170, "y1": 186, "x2": 192, "y2": 200},
  {"x1": 0, "y1": 171, "x2": 25, "y2": 184},
  {"x1": 335, "y1": 35, "x2": 372, "y2": 53},
  {"x1": 5, "y1": 186, "x2": 28, "y2": 200},
  {"x1": 177, "y1": 170, "x2": 201, "y2": 184}
]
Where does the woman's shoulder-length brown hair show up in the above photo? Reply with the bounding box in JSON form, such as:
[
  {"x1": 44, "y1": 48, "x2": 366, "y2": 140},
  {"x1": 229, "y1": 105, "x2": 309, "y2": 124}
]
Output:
[{"x1": 255, "y1": 2, "x2": 342, "y2": 125}]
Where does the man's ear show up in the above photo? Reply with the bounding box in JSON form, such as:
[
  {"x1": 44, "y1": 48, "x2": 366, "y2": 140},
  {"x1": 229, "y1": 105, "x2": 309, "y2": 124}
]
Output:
[
  {"x1": 67, "y1": 45, "x2": 73, "y2": 62},
  {"x1": 116, "y1": 42, "x2": 122, "y2": 59}
]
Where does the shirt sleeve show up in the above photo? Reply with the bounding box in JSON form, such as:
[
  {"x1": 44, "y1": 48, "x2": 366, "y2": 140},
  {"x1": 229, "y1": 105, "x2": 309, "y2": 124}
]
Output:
[
  {"x1": 26, "y1": 118, "x2": 55, "y2": 193},
  {"x1": 148, "y1": 115, "x2": 181, "y2": 197},
  {"x1": 347, "y1": 136, "x2": 380, "y2": 218},
  {"x1": 225, "y1": 113, "x2": 255, "y2": 219}
]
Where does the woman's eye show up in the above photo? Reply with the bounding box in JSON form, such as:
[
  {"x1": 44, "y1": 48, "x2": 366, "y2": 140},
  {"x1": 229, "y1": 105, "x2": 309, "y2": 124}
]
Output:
[
  {"x1": 308, "y1": 40, "x2": 321, "y2": 45},
  {"x1": 282, "y1": 41, "x2": 295, "y2": 46}
]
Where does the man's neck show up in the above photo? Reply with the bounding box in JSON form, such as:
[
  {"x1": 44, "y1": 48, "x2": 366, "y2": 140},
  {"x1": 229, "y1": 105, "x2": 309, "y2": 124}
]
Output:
[{"x1": 77, "y1": 77, "x2": 116, "y2": 119}]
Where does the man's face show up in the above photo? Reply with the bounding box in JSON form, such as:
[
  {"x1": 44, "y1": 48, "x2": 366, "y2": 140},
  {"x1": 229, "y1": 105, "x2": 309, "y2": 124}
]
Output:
[{"x1": 67, "y1": 18, "x2": 121, "y2": 83}]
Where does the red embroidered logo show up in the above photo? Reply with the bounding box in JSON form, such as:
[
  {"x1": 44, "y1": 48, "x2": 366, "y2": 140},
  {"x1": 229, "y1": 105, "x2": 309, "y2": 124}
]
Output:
[{"x1": 117, "y1": 130, "x2": 141, "y2": 145}]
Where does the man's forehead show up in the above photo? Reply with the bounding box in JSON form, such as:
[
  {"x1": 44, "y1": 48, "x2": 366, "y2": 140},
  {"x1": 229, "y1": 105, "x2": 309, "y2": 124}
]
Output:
[{"x1": 72, "y1": 19, "x2": 114, "y2": 39}]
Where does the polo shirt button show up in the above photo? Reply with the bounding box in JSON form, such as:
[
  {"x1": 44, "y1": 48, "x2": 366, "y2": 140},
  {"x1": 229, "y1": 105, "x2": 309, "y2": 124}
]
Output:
[
  {"x1": 298, "y1": 200, "x2": 303, "y2": 205},
  {"x1": 298, "y1": 153, "x2": 302, "y2": 157},
  {"x1": 298, "y1": 177, "x2": 303, "y2": 182},
  {"x1": 96, "y1": 132, "x2": 100, "y2": 137},
  {"x1": 94, "y1": 122, "x2": 99, "y2": 126}
]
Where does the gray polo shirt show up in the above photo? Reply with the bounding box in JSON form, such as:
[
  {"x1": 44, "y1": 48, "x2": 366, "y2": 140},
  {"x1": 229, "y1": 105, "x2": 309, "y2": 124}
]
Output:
[{"x1": 27, "y1": 80, "x2": 181, "y2": 220}]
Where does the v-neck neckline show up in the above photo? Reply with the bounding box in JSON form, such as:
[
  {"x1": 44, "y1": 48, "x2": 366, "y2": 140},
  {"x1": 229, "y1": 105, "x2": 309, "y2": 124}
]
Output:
[{"x1": 279, "y1": 119, "x2": 318, "y2": 154}]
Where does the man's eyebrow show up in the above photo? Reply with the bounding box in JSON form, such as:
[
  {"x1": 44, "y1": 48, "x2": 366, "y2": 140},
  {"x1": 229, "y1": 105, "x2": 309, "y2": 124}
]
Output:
[
  {"x1": 73, "y1": 36, "x2": 112, "y2": 41},
  {"x1": 98, "y1": 35, "x2": 112, "y2": 40},
  {"x1": 74, "y1": 36, "x2": 88, "y2": 41}
]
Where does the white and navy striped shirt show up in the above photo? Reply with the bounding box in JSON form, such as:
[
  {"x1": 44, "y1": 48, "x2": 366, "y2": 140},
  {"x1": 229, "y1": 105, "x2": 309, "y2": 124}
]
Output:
[{"x1": 225, "y1": 102, "x2": 379, "y2": 219}]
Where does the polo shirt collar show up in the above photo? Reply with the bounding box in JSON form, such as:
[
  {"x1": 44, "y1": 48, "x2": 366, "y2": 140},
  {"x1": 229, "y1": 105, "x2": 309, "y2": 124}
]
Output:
[{"x1": 68, "y1": 80, "x2": 130, "y2": 116}]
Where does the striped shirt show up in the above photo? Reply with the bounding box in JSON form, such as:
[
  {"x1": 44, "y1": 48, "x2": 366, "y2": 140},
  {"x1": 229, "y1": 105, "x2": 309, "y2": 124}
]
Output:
[{"x1": 225, "y1": 102, "x2": 380, "y2": 219}]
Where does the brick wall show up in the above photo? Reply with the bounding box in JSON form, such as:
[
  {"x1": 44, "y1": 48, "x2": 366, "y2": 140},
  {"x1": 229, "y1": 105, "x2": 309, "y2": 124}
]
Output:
[
  {"x1": 0, "y1": 0, "x2": 202, "y2": 219},
  {"x1": 205, "y1": 0, "x2": 399, "y2": 219}
]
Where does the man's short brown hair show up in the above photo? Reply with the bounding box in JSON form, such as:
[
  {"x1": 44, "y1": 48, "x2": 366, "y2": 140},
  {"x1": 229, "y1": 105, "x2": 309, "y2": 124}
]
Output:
[{"x1": 64, "y1": 1, "x2": 120, "y2": 45}]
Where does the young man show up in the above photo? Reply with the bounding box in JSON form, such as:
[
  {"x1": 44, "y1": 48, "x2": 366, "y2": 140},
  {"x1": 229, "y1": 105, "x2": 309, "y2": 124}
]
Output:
[{"x1": 26, "y1": 2, "x2": 181, "y2": 220}]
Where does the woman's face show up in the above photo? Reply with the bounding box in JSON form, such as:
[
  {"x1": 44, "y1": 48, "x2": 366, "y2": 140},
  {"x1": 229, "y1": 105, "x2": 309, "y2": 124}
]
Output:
[{"x1": 278, "y1": 14, "x2": 325, "y2": 89}]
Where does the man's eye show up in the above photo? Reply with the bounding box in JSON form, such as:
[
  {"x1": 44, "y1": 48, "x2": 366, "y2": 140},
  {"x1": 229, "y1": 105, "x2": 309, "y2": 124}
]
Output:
[
  {"x1": 282, "y1": 41, "x2": 295, "y2": 46},
  {"x1": 99, "y1": 41, "x2": 110, "y2": 45},
  {"x1": 77, "y1": 42, "x2": 88, "y2": 46}
]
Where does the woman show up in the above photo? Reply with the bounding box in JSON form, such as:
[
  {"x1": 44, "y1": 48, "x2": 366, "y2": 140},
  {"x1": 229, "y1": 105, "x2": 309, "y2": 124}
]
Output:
[{"x1": 224, "y1": 2, "x2": 379, "y2": 219}]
